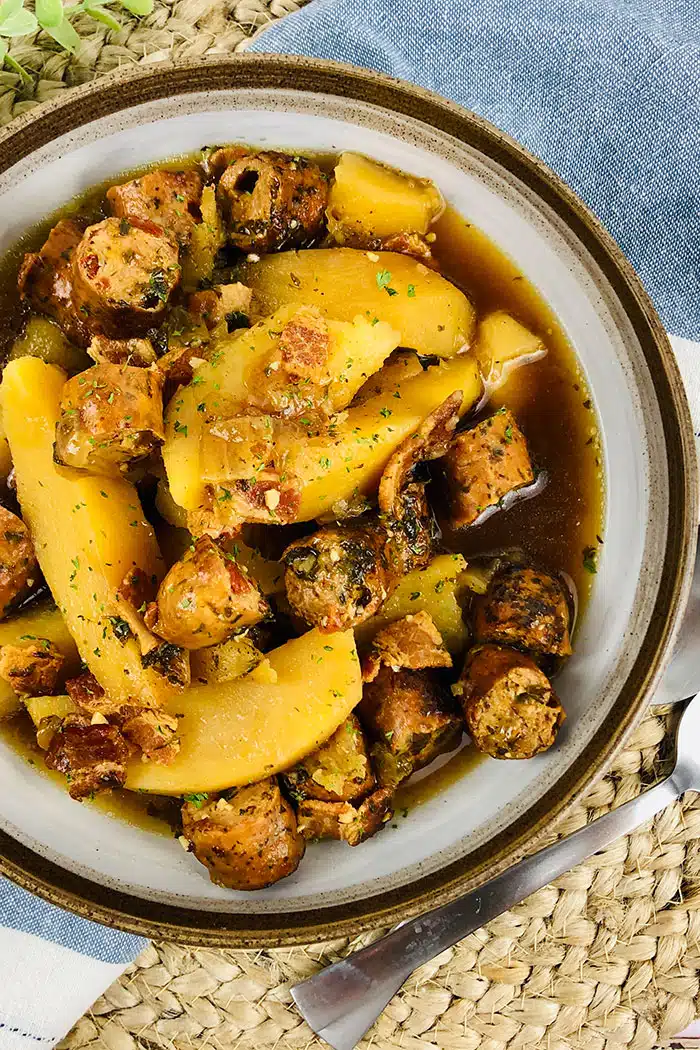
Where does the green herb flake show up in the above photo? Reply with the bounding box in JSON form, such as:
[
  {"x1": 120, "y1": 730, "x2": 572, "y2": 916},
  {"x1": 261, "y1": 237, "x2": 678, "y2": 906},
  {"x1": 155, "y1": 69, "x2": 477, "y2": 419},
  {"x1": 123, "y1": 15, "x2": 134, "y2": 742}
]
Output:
[
  {"x1": 407, "y1": 284, "x2": 416, "y2": 298},
  {"x1": 583, "y1": 546, "x2": 598, "y2": 574},
  {"x1": 183, "y1": 792, "x2": 208, "y2": 808}
]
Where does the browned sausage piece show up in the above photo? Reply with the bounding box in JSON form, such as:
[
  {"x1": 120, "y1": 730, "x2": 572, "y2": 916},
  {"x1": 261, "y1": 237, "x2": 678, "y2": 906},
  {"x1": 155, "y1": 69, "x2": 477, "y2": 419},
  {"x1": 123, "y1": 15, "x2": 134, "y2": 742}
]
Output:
[
  {"x1": 362, "y1": 610, "x2": 451, "y2": 682},
  {"x1": 474, "y1": 565, "x2": 572, "y2": 657},
  {"x1": 445, "y1": 408, "x2": 534, "y2": 527},
  {"x1": 147, "y1": 536, "x2": 269, "y2": 649},
  {"x1": 18, "y1": 220, "x2": 91, "y2": 347},
  {"x1": 118, "y1": 706, "x2": 180, "y2": 765},
  {"x1": 45, "y1": 718, "x2": 129, "y2": 800},
  {"x1": 65, "y1": 670, "x2": 114, "y2": 714},
  {"x1": 54, "y1": 362, "x2": 164, "y2": 477},
  {"x1": 457, "y1": 644, "x2": 565, "y2": 759},
  {"x1": 188, "y1": 283, "x2": 252, "y2": 332},
  {"x1": 181, "y1": 778, "x2": 305, "y2": 890},
  {"x1": 72, "y1": 217, "x2": 180, "y2": 338},
  {"x1": 383, "y1": 481, "x2": 438, "y2": 578},
  {"x1": 359, "y1": 667, "x2": 463, "y2": 788},
  {"x1": 378, "y1": 391, "x2": 462, "y2": 515},
  {"x1": 217, "y1": 152, "x2": 328, "y2": 252},
  {"x1": 87, "y1": 334, "x2": 157, "y2": 367},
  {"x1": 283, "y1": 525, "x2": 390, "y2": 632},
  {"x1": 297, "y1": 788, "x2": 394, "y2": 846},
  {"x1": 0, "y1": 506, "x2": 38, "y2": 618},
  {"x1": 106, "y1": 170, "x2": 203, "y2": 246},
  {"x1": 0, "y1": 640, "x2": 64, "y2": 697},
  {"x1": 282, "y1": 714, "x2": 375, "y2": 803}
]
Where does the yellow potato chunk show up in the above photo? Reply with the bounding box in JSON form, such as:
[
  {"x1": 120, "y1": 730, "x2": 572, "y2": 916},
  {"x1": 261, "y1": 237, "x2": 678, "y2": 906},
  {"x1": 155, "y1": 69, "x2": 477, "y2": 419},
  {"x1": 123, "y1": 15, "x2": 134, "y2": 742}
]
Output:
[
  {"x1": 476, "y1": 311, "x2": 545, "y2": 386},
  {"x1": 163, "y1": 306, "x2": 399, "y2": 510},
  {"x1": 180, "y1": 184, "x2": 226, "y2": 291},
  {"x1": 126, "y1": 627, "x2": 361, "y2": 794},
  {"x1": 243, "y1": 248, "x2": 476, "y2": 357},
  {"x1": 284, "y1": 353, "x2": 482, "y2": 521},
  {"x1": 355, "y1": 554, "x2": 469, "y2": 654},
  {"x1": 25, "y1": 693, "x2": 77, "y2": 726},
  {"x1": 0, "y1": 358, "x2": 183, "y2": 709},
  {"x1": 327, "y1": 153, "x2": 444, "y2": 243},
  {"x1": 0, "y1": 603, "x2": 81, "y2": 718}
]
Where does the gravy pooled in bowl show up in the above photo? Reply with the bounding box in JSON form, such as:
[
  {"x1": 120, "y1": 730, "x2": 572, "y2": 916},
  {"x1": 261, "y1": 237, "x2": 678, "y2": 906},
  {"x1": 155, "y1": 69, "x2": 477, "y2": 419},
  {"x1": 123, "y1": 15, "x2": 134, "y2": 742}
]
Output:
[{"x1": 0, "y1": 148, "x2": 602, "y2": 891}]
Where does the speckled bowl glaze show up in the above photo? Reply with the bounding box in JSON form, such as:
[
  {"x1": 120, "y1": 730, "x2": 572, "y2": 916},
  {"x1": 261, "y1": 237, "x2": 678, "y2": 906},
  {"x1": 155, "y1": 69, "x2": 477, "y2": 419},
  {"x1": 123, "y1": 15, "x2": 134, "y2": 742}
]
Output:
[{"x1": 0, "y1": 56, "x2": 695, "y2": 947}]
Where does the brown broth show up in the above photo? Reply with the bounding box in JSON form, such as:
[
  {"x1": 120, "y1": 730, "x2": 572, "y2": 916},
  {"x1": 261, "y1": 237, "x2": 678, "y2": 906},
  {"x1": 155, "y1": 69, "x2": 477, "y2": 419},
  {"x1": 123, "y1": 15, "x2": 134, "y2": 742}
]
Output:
[{"x1": 0, "y1": 151, "x2": 603, "y2": 828}]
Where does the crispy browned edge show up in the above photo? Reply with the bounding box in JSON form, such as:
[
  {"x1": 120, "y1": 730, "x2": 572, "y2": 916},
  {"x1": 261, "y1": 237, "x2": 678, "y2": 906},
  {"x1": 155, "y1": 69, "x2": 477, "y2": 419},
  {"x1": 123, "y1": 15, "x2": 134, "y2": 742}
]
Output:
[{"x1": 0, "y1": 55, "x2": 695, "y2": 948}]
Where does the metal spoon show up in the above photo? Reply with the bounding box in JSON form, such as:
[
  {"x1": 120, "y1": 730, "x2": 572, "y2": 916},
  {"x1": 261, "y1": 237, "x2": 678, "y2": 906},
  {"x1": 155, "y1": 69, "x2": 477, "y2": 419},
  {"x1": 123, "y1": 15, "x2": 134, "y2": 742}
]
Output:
[{"x1": 292, "y1": 693, "x2": 699, "y2": 1050}]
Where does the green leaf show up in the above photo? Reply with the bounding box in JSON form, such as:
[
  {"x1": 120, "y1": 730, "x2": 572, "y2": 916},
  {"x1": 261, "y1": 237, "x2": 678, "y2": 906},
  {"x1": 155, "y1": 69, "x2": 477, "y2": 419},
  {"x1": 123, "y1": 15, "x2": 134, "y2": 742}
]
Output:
[
  {"x1": 0, "y1": 7, "x2": 37, "y2": 34},
  {"x1": 3, "y1": 50, "x2": 32, "y2": 80},
  {"x1": 83, "y1": 3, "x2": 120, "y2": 30},
  {"x1": 118, "y1": 0, "x2": 152, "y2": 15},
  {"x1": 36, "y1": 0, "x2": 64, "y2": 28},
  {"x1": 0, "y1": 0, "x2": 24, "y2": 23},
  {"x1": 43, "y1": 15, "x2": 80, "y2": 48}
]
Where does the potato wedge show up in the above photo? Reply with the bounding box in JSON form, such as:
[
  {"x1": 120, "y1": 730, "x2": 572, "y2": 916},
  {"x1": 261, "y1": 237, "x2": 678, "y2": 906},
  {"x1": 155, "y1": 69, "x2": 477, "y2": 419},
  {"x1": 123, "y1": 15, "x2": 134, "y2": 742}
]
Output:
[
  {"x1": 180, "y1": 184, "x2": 226, "y2": 291},
  {"x1": 0, "y1": 602, "x2": 81, "y2": 718},
  {"x1": 283, "y1": 353, "x2": 482, "y2": 521},
  {"x1": 327, "y1": 153, "x2": 444, "y2": 243},
  {"x1": 127, "y1": 627, "x2": 360, "y2": 793},
  {"x1": 0, "y1": 358, "x2": 184, "y2": 708},
  {"x1": 476, "y1": 311, "x2": 545, "y2": 386},
  {"x1": 243, "y1": 248, "x2": 476, "y2": 357},
  {"x1": 355, "y1": 554, "x2": 469, "y2": 654},
  {"x1": 25, "y1": 693, "x2": 77, "y2": 726},
  {"x1": 163, "y1": 306, "x2": 399, "y2": 509}
]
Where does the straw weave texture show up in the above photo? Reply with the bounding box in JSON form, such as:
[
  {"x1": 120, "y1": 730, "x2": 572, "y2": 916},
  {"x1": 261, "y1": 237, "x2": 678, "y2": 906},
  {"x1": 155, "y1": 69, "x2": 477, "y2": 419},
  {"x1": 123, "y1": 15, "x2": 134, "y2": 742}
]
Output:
[
  {"x1": 4, "y1": 8, "x2": 699, "y2": 1046},
  {"x1": 0, "y1": 0, "x2": 306, "y2": 126},
  {"x1": 57, "y1": 706, "x2": 700, "y2": 1050}
]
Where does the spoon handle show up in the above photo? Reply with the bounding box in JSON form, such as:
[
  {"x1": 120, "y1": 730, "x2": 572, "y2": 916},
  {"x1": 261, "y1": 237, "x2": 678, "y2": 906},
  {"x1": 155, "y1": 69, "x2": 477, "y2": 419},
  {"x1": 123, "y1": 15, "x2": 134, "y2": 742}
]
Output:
[{"x1": 292, "y1": 774, "x2": 681, "y2": 1050}]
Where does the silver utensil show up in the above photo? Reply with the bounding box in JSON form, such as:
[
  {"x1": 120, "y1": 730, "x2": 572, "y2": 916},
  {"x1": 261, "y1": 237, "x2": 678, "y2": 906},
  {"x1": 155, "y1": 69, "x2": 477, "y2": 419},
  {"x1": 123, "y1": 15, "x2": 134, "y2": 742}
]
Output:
[{"x1": 292, "y1": 692, "x2": 699, "y2": 1050}]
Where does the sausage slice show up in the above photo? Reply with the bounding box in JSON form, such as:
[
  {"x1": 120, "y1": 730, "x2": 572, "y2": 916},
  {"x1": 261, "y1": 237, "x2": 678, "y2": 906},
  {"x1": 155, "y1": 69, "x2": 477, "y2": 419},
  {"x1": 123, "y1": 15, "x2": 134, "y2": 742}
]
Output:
[
  {"x1": 359, "y1": 666, "x2": 463, "y2": 788},
  {"x1": 147, "y1": 537, "x2": 269, "y2": 649},
  {"x1": 297, "y1": 788, "x2": 394, "y2": 846},
  {"x1": 54, "y1": 362, "x2": 165, "y2": 477},
  {"x1": 457, "y1": 644, "x2": 565, "y2": 759},
  {"x1": 106, "y1": 170, "x2": 203, "y2": 246},
  {"x1": 182, "y1": 778, "x2": 305, "y2": 890},
  {"x1": 282, "y1": 714, "x2": 375, "y2": 803},
  {"x1": 18, "y1": 219, "x2": 91, "y2": 347},
  {"x1": 283, "y1": 525, "x2": 390, "y2": 632},
  {"x1": 0, "y1": 506, "x2": 38, "y2": 618},
  {"x1": 474, "y1": 564, "x2": 572, "y2": 657},
  {"x1": 0, "y1": 639, "x2": 64, "y2": 697},
  {"x1": 72, "y1": 217, "x2": 180, "y2": 338},
  {"x1": 445, "y1": 408, "x2": 534, "y2": 527},
  {"x1": 217, "y1": 151, "x2": 327, "y2": 252}
]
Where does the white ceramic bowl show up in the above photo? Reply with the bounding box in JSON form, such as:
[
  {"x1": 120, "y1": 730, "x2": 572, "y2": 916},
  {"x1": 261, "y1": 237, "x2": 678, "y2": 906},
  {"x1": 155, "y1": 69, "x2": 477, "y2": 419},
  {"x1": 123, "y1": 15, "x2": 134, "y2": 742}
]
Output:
[{"x1": 0, "y1": 56, "x2": 694, "y2": 946}]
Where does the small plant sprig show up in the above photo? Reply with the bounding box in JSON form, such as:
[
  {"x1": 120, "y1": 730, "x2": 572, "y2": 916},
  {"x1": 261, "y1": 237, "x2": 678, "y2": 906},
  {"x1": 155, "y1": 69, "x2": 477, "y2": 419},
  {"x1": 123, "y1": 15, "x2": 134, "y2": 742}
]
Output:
[{"x1": 0, "y1": 0, "x2": 153, "y2": 74}]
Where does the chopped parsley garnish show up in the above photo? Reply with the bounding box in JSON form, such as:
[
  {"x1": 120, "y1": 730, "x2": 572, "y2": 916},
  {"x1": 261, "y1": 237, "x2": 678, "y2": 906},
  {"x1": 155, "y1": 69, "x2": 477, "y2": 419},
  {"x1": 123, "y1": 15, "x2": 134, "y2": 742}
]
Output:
[{"x1": 582, "y1": 546, "x2": 598, "y2": 574}]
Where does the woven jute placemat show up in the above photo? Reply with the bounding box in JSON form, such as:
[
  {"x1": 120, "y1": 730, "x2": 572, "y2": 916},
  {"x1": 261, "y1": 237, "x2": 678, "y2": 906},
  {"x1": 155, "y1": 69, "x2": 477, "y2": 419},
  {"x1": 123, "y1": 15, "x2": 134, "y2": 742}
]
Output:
[
  {"x1": 0, "y1": 0, "x2": 304, "y2": 125},
  {"x1": 55, "y1": 705, "x2": 700, "y2": 1050},
  {"x1": 3, "y1": 8, "x2": 699, "y2": 1047}
]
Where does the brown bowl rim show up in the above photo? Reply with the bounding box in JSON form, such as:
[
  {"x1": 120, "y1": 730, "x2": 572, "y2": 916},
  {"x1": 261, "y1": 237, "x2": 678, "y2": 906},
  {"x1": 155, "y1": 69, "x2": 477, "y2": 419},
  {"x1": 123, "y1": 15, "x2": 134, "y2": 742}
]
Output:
[{"x1": 0, "y1": 54, "x2": 695, "y2": 947}]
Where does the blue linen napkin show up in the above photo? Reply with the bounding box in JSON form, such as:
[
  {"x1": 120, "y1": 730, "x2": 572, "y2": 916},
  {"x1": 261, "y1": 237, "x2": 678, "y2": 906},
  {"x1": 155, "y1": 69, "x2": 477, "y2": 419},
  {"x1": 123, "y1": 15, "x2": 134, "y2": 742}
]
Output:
[
  {"x1": 0, "y1": 880, "x2": 145, "y2": 1048},
  {"x1": 2, "y1": 2, "x2": 700, "y2": 1046},
  {"x1": 250, "y1": 0, "x2": 700, "y2": 343}
]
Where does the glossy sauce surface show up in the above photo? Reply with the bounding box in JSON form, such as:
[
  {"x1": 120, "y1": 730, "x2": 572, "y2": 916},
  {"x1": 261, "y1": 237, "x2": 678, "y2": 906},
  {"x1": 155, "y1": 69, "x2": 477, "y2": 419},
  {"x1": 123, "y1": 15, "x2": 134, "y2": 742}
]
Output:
[{"x1": 0, "y1": 153, "x2": 603, "y2": 829}]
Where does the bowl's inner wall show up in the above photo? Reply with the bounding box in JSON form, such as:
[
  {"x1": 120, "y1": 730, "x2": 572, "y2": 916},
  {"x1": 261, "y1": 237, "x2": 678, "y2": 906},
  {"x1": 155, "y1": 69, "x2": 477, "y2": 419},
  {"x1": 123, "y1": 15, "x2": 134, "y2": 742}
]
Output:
[{"x1": 0, "y1": 89, "x2": 668, "y2": 914}]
